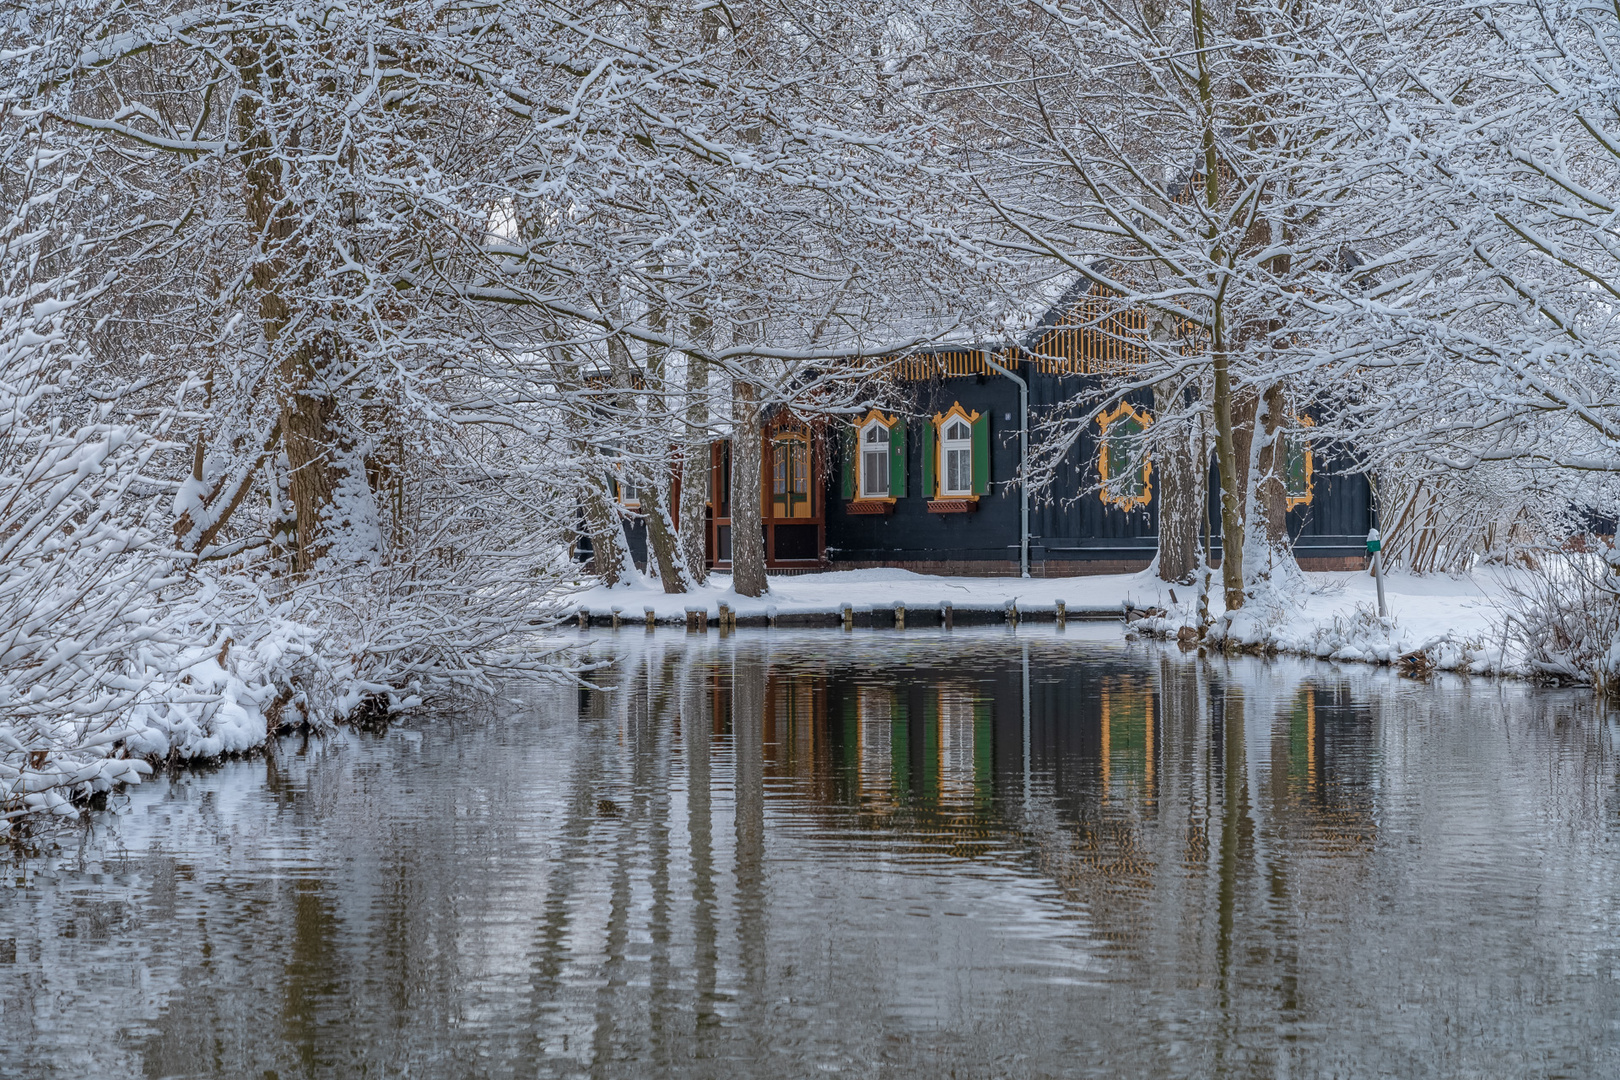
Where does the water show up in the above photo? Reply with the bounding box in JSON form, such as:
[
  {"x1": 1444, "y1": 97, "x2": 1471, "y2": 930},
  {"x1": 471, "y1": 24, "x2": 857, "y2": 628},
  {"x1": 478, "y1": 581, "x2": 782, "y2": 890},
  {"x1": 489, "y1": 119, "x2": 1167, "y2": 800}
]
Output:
[{"x1": 4, "y1": 626, "x2": 1620, "y2": 1079}]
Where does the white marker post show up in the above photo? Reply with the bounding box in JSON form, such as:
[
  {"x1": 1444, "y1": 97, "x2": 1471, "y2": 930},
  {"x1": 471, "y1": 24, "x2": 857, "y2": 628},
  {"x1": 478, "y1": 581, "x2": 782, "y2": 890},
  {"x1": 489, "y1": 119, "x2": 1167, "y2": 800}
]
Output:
[{"x1": 1367, "y1": 528, "x2": 1388, "y2": 618}]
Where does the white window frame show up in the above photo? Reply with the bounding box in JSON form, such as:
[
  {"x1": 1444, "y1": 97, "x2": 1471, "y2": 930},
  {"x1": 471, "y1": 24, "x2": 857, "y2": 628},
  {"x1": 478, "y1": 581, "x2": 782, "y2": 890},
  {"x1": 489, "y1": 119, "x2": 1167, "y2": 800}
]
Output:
[
  {"x1": 939, "y1": 417, "x2": 974, "y2": 497},
  {"x1": 859, "y1": 419, "x2": 891, "y2": 498}
]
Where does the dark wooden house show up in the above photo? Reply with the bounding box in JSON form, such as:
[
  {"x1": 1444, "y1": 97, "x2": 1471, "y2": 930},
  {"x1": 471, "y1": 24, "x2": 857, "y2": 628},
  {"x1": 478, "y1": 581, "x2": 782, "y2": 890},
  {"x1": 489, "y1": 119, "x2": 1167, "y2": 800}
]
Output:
[{"x1": 598, "y1": 287, "x2": 1373, "y2": 577}]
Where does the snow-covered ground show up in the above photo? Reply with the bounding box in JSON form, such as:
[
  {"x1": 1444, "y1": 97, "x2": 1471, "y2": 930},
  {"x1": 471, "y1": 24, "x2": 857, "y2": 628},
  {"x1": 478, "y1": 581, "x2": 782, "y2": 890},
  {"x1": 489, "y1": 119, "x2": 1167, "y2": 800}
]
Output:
[
  {"x1": 1196, "y1": 564, "x2": 1520, "y2": 674},
  {"x1": 573, "y1": 564, "x2": 1523, "y2": 675},
  {"x1": 571, "y1": 566, "x2": 1177, "y2": 620}
]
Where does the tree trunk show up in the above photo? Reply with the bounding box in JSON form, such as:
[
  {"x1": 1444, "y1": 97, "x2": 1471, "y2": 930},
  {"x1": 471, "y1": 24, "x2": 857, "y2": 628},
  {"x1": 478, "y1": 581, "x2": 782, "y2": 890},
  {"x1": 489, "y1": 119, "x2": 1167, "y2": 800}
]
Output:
[
  {"x1": 1254, "y1": 382, "x2": 1288, "y2": 546},
  {"x1": 552, "y1": 335, "x2": 633, "y2": 587},
  {"x1": 278, "y1": 346, "x2": 341, "y2": 574},
  {"x1": 238, "y1": 45, "x2": 354, "y2": 578},
  {"x1": 638, "y1": 475, "x2": 688, "y2": 593},
  {"x1": 1211, "y1": 343, "x2": 1245, "y2": 611},
  {"x1": 608, "y1": 320, "x2": 688, "y2": 592},
  {"x1": 679, "y1": 345, "x2": 711, "y2": 584},
  {"x1": 730, "y1": 376, "x2": 768, "y2": 597},
  {"x1": 582, "y1": 468, "x2": 632, "y2": 587},
  {"x1": 1153, "y1": 379, "x2": 1202, "y2": 583}
]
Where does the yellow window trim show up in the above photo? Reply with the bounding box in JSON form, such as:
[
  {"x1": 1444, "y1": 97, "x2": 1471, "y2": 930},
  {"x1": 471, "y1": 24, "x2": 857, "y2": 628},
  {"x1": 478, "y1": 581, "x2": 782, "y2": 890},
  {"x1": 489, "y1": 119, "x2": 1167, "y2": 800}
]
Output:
[
  {"x1": 612, "y1": 462, "x2": 641, "y2": 509},
  {"x1": 1096, "y1": 401, "x2": 1153, "y2": 512},
  {"x1": 852, "y1": 409, "x2": 899, "y2": 501},
  {"x1": 930, "y1": 402, "x2": 980, "y2": 501}
]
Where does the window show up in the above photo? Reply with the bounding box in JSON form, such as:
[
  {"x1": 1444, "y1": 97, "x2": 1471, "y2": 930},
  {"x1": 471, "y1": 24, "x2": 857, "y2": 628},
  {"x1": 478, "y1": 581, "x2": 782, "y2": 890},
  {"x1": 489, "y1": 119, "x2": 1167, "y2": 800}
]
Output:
[
  {"x1": 772, "y1": 433, "x2": 811, "y2": 518},
  {"x1": 844, "y1": 410, "x2": 904, "y2": 504},
  {"x1": 941, "y1": 417, "x2": 973, "y2": 496},
  {"x1": 1096, "y1": 402, "x2": 1152, "y2": 511},
  {"x1": 861, "y1": 421, "x2": 890, "y2": 497},
  {"x1": 925, "y1": 403, "x2": 983, "y2": 504}
]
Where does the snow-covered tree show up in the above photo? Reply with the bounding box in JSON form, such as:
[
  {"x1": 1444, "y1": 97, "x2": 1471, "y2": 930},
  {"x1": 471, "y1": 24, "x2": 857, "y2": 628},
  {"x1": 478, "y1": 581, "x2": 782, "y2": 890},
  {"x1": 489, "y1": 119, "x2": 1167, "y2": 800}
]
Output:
[
  {"x1": 1291, "y1": 0, "x2": 1620, "y2": 554},
  {"x1": 923, "y1": 0, "x2": 1363, "y2": 604}
]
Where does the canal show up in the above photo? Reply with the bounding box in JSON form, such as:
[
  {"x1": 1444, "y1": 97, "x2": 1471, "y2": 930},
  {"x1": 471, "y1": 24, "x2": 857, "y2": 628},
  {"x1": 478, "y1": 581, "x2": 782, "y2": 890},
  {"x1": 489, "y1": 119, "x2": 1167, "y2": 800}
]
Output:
[{"x1": 4, "y1": 627, "x2": 1619, "y2": 1078}]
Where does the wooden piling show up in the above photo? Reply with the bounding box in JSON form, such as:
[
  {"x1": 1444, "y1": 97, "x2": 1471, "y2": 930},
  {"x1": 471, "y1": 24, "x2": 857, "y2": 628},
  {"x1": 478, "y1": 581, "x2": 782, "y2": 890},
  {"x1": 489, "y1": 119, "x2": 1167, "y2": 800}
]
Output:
[
  {"x1": 894, "y1": 602, "x2": 905, "y2": 630},
  {"x1": 842, "y1": 603, "x2": 854, "y2": 631},
  {"x1": 1055, "y1": 599, "x2": 1067, "y2": 628},
  {"x1": 941, "y1": 601, "x2": 953, "y2": 630}
]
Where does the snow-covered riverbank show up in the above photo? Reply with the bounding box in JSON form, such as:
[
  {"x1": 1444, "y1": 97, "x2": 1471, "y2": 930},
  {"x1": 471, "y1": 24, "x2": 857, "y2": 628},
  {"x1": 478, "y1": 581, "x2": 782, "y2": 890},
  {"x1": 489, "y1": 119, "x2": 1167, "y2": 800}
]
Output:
[
  {"x1": 573, "y1": 565, "x2": 1521, "y2": 674},
  {"x1": 1155, "y1": 566, "x2": 1519, "y2": 675},
  {"x1": 571, "y1": 567, "x2": 1168, "y2": 623}
]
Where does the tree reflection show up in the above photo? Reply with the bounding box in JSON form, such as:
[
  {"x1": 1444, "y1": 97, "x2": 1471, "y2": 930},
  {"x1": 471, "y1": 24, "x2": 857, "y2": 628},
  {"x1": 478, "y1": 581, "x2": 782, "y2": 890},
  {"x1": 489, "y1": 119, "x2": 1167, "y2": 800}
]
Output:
[{"x1": 6, "y1": 633, "x2": 1619, "y2": 1079}]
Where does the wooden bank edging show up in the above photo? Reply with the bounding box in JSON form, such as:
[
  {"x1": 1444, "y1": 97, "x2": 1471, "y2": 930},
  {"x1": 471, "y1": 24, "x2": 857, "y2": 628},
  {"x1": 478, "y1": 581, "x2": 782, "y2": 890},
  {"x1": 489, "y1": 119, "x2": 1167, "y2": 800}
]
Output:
[{"x1": 573, "y1": 599, "x2": 1132, "y2": 631}]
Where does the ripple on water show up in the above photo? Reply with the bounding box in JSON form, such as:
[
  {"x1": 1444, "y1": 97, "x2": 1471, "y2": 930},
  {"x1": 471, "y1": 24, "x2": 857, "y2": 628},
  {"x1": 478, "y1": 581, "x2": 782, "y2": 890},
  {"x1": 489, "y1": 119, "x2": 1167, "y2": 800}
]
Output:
[{"x1": 3, "y1": 628, "x2": 1619, "y2": 1079}]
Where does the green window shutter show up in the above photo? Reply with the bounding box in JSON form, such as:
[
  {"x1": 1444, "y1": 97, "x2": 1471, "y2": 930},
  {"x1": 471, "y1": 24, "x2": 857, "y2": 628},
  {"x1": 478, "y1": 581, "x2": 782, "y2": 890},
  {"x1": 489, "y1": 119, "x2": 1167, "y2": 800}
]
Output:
[
  {"x1": 920, "y1": 418, "x2": 936, "y2": 499},
  {"x1": 840, "y1": 425, "x2": 856, "y2": 500},
  {"x1": 1285, "y1": 436, "x2": 1309, "y2": 499},
  {"x1": 971, "y1": 412, "x2": 990, "y2": 495},
  {"x1": 1114, "y1": 413, "x2": 1149, "y2": 500},
  {"x1": 889, "y1": 417, "x2": 907, "y2": 498}
]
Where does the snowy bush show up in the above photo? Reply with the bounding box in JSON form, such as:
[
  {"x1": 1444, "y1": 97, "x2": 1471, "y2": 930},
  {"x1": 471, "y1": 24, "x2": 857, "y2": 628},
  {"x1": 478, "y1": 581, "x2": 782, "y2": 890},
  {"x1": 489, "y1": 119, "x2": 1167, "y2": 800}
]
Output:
[
  {"x1": 0, "y1": 166, "x2": 577, "y2": 837},
  {"x1": 1505, "y1": 553, "x2": 1620, "y2": 693},
  {"x1": 0, "y1": 196, "x2": 176, "y2": 828}
]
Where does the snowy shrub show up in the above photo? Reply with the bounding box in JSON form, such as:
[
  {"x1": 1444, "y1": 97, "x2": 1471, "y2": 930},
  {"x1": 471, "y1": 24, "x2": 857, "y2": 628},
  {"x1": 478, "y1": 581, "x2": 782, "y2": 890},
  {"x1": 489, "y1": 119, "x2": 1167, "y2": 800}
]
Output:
[
  {"x1": 0, "y1": 198, "x2": 175, "y2": 829},
  {"x1": 1302, "y1": 604, "x2": 1401, "y2": 665},
  {"x1": 1505, "y1": 553, "x2": 1620, "y2": 693}
]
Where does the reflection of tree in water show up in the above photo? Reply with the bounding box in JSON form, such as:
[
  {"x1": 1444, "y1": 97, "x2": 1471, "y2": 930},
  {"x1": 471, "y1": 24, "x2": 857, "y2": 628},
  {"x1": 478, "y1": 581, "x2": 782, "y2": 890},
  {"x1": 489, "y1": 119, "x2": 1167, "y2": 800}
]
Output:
[{"x1": 12, "y1": 635, "x2": 1620, "y2": 1079}]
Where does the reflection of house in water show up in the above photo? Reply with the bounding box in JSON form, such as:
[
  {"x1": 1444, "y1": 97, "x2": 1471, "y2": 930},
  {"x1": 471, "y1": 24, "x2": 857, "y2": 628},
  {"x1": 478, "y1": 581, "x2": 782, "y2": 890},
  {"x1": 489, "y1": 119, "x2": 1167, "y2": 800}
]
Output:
[
  {"x1": 740, "y1": 653, "x2": 1384, "y2": 896},
  {"x1": 1099, "y1": 676, "x2": 1155, "y2": 808},
  {"x1": 1270, "y1": 682, "x2": 1379, "y2": 856},
  {"x1": 756, "y1": 658, "x2": 1167, "y2": 824},
  {"x1": 940, "y1": 689, "x2": 993, "y2": 806},
  {"x1": 761, "y1": 670, "x2": 995, "y2": 819},
  {"x1": 855, "y1": 687, "x2": 893, "y2": 802}
]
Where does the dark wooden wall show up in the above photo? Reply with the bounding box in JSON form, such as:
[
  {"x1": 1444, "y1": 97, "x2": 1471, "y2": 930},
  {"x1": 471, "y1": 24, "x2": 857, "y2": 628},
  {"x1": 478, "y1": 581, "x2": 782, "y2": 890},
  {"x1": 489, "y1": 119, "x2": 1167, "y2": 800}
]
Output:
[
  {"x1": 823, "y1": 360, "x2": 1372, "y2": 571},
  {"x1": 825, "y1": 373, "x2": 1029, "y2": 568}
]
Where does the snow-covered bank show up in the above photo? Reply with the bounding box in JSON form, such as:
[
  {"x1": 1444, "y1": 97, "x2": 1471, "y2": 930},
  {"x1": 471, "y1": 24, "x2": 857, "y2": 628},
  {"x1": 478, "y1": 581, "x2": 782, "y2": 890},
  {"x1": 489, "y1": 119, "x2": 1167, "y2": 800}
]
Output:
[
  {"x1": 577, "y1": 565, "x2": 1523, "y2": 675},
  {"x1": 4, "y1": 588, "x2": 387, "y2": 826},
  {"x1": 1139, "y1": 564, "x2": 1519, "y2": 675},
  {"x1": 4, "y1": 570, "x2": 574, "y2": 834},
  {"x1": 570, "y1": 567, "x2": 1178, "y2": 622}
]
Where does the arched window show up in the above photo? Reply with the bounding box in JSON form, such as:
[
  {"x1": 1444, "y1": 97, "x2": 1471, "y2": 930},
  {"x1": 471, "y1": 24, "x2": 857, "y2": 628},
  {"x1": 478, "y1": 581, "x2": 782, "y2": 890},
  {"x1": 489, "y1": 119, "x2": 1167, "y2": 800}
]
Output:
[
  {"x1": 861, "y1": 419, "x2": 891, "y2": 497},
  {"x1": 924, "y1": 403, "x2": 985, "y2": 506},
  {"x1": 940, "y1": 416, "x2": 974, "y2": 497},
  {"x1": 1096, "y1": 402, "x2": 1152, "y2": 511},
  {"x1": 843, "y1": 410, "x2": 905, "y2": 506}
]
